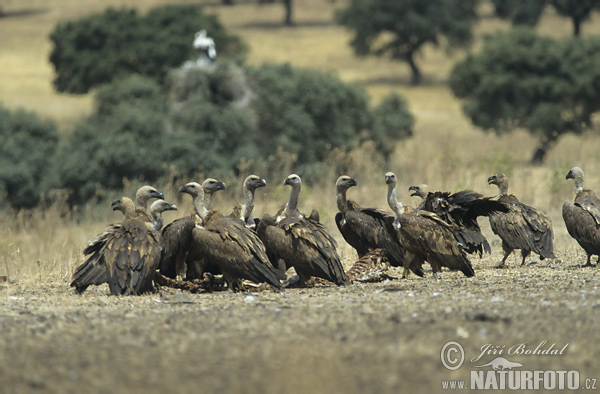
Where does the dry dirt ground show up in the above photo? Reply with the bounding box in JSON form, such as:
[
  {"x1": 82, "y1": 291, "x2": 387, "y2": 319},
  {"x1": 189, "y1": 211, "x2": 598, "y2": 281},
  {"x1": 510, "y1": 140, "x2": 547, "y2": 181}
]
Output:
[{"x1": 1, "y1": 250, "x2": 599, "y2": 394}]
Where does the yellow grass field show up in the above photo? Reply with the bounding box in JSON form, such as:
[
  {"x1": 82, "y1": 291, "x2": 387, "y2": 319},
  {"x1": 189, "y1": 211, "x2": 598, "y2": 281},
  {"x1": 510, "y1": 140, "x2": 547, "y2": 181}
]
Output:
[{"x1": 1, "y1": 2, "x2": 600, "y2": 393}]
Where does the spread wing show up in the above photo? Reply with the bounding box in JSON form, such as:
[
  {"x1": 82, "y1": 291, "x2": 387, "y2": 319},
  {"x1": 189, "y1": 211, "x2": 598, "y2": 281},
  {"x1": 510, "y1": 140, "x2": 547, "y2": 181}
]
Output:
[{"x1": 104, "y1": 219, "x2": 162, "y2": 295}]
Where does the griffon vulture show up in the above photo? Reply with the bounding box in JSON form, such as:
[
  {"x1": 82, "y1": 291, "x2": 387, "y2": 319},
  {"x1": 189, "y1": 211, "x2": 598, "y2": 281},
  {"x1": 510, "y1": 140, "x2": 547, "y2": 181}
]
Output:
[
  {"x1": 385, "y1": 172, "x2": 475, "y2": 278},
  {"x1": 408, "y1": 184, "x2": 508, "y2": 257},
  {"x1": 257, "y1": 174, "x2": 350, "y2": 286},
  {"x1": 159, "y1": 179, "x2": 225, "y2": 279},
  {"x1": 487, "y1": 173, "x2": 555, "y2": 267},
  {"x1": 135, "y1": 185, "x2": 164, "y2": 221},
  {"x1": 335, "y1": 175, "x2": 423, "y2": 278},
  {"x1": 71, "y1": 197, "x2": 171, "y2": 295},
  {"x1": 230, "y1": 175, "x2": 267, "y2": 229},
  {"x1": 563, "y1": 167, "x2": 600, "y2": 266}
]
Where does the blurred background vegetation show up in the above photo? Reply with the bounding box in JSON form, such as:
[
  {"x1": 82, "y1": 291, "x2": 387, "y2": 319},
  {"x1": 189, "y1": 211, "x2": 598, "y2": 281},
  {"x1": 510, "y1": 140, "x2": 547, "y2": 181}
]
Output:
[{"x1": 1, "y1": 0, "x2": 600, "y2": 278}]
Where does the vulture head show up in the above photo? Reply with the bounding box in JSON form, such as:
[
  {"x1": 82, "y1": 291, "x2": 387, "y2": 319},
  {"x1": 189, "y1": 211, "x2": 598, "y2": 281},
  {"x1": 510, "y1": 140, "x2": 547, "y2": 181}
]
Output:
[
  {"x1": 487, "y1": 173, "x2": 509, "y2": 196},
  {"x1": 284, "y1": 174, "x2": 302, "y2": 188},
  {"x1": 149, "y1": 200, "x2": 177, "y2": 231},
  {"x1": 202, "y1": 178, "x2": 226, "y2": 194},
  {"x1": 111, "y1": 197, "x2": 136, "y2": 218},
  {"x1": 408, "y1": 184, "x2": 429, "y2": 199},
  {"x1": 335, "y1": 175, "x2": 358, "y2": 192},
  {"x1": 566, "y1": 166, "x2": 585, "y2": 194},
  {"x1": 244, "y1": 175, "x2": 267, "y2": 193},
  {"x1": 150, "y1": 200, "x2": 177, "y2": 215},
  {"x1": 385, "y1": 172, "x2": 397, "y2": 187},
  {"x1": 136, "y1": 186, "x2": 164, "y2": 208},
  {"x1": 179, "y1": 182, "x2": 203, "y2": 198}
]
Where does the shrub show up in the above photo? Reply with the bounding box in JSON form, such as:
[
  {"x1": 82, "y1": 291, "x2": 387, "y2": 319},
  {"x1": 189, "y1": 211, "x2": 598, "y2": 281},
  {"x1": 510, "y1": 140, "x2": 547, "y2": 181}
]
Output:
[{"x1": 0, "y1": 105, "x2": 59, "y2": 209}]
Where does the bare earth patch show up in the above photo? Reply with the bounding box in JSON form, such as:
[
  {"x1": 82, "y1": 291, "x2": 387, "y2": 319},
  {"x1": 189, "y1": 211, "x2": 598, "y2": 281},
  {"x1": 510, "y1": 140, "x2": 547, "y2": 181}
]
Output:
[{"x1": 1, "y1": 250, "x2": 599, "y2": 393}]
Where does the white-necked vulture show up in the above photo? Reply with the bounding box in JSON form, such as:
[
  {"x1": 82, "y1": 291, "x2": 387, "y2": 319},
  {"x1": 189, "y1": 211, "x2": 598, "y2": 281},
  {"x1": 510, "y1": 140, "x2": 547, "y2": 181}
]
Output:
[
  {"x1": 135, "y1": 185, "x2": 164, "y2": 222},
  {"x1": 159, "y1": 179, "x2": 225, "y2": 279},
  {"x1": 257, "y1": 174, "x2": 350, "y2": 286},
  {"x1": 71, "y1": 197, "x2": 164, "y2": 295},
  {"x1": 230, "y1": 175, "x2": 267, "y2": 229},
  {"x1": 563, "y1": 166, "x2": 600, "y2": 267},
  {"x1": 385, "y1": 172, "x2": 474, "y2": 278},
  {"x1": 487, "y1": 173, "x2": 555, "y2": 267},
  {"x1": 335, "y1": 175, "x2": 423, "y2": 278}
]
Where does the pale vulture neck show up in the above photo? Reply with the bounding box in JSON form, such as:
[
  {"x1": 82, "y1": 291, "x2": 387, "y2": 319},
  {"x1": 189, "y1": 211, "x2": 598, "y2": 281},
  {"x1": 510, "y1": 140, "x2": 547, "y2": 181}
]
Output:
[
  {"x1": 152, "y1": 212, "x2": 164, "y2": 231},
  {"x1": 498, "y1": 180, "x2": 509, "y2": 197},
  {"x1": 573, "y1": 173, "x2": 584, "y2": 195},
  {"x1": 203, "y1": 191, "x2": 214, "y2": 212},
  {"x1": 136, "y1": 192, "x2": 149, "y2": 210},
  {"x1": 284, "y1": 184, "x2": 301, "y2": 218},
  {"x1": 193, "y1": 191, "x2": 209, "y2": 221},
  {"x1": 336, "y1": 187, "x2": 349, "y2": 213},
  {"x1": 123, "y1": 200, "x2": 137, "y2": 219},
  {"x1": 387, "y1": 182, "x2": 405, "y2": 216},
  {"x1": 241, "y1": 186, "x2": 255, "y2": 221}
]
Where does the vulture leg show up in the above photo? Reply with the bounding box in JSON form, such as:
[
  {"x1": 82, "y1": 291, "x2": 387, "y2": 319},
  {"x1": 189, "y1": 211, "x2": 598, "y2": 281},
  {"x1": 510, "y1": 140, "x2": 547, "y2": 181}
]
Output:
[
  {"x1": 520, "y1": 249, "x2": 531, "y2": 266},
  {"x1": 582, "y1": 254, "x2": 594, "y2": 267},
  {"x1": 495, "y1": 241, "x2": 513, "y2": 268}
]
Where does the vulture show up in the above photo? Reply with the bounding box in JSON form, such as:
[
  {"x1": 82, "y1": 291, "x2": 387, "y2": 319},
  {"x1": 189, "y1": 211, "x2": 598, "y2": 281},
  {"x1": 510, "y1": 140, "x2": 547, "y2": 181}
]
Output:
[
  {"x1": 562, "y1": 166, "x2": 600, "y2": 266},
  {"x1": 177, "y1": 179, "x2": 284, "y2": 292},
  {"x1": 71, "y1": 197, "x2": 173, "y2": 295},
  {"x1": 385, "y1": 172, "x2": 475, "y2": 278},
  {"x1": 487, "y1": 173, "x2": 555, "y2": 267},
  {"x1": 335, "y1": 175, "x2": 423, "y2": 278},
  {"x1": 257, "y1": 174, "x2": 350, "y2": 286},
  {"x1": 159, "y1": 179, "x2": 225, "y2": 279},
  {"x1": 147, "y1": 199, "x2": 178, "y2": 231},
  {"x1": 408, "y1": 184, "x2": 508, "y2": 257},
  {"x1": 135, "y1": 185, "x2": 164, "y2": 222},
  {"x1": 230, "y1": 175, "x2": 267, "y2": 229},
  {"x1": 191, "y1": 210, "x2": 285, "y2": 292}
]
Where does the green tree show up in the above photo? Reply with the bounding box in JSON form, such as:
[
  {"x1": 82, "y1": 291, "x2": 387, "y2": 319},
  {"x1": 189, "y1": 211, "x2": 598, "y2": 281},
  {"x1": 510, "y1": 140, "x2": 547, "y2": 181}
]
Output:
[
  {"x1": 370, "y1": 93, "x2": 414, "y2": 159},
  {"x1": 450, "y1": 28, "x2": 600, "y2": 164},
  {"x1": 49, "y1": 5, "x2": 246, "y2": 94},
  {"x1": 492, "y1": 0, "x2": 546, "y2": 26},
  {"x1": 549, "y1": 0, "x2": 600, "y2": 36},
  {"x1": 336, "y1": 0, "x2": 479, "y2": 85},
  {"x1": 54, "y1": 77, "x2": 169, "y2": 204},
  {"x1": 247, "y1": 63, "x2": 372, "y2": 168},
  {"x1": 0, "y1": 105, "x2": 59, "y2": 209}
]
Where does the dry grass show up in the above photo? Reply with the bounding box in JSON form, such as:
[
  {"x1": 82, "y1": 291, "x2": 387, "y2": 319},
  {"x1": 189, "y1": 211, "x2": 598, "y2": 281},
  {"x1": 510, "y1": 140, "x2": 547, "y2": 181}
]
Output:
[{"x1": 1, "y1": 0, "x2": 600, "y2": 280}]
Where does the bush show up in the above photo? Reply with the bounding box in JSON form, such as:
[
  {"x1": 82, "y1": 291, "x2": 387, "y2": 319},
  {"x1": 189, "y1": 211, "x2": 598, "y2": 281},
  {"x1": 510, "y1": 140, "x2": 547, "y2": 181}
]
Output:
[
  {"x1": 247, "y1": 63, "x2": 372, "y2": 168},
  {"x1": 49, "y1": 5, "x2": 247, "y2": 94},
  {"x1": 0, "y1": 105, "x2": 59, "y2": 209}
]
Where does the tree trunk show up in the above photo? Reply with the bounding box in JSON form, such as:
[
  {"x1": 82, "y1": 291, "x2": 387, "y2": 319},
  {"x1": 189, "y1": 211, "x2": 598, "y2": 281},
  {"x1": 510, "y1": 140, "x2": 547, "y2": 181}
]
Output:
[
  {"x1": 283, "y1": 0, "x2": 293, "y2": 26},
  {"x1": 406, "y1": 53, "x2": 421, "y2": 85},
  {"x1": 573, "y1": 17, "x2": 581, "y2": 36},
  {"x1": 530, "y1": 133, "x2": 558, "y2": 165}
]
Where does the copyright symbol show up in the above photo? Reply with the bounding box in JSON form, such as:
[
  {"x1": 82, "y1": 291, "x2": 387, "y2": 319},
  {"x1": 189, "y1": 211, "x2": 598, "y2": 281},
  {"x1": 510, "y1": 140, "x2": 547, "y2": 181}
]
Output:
[{"x1": 441, "y1": 341, "x2": 464, "y2": 370}]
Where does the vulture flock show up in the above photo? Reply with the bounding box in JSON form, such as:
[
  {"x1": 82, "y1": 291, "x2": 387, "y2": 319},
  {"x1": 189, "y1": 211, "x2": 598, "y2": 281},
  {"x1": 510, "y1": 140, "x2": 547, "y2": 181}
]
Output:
[{"x1": 70, "y1": 167, "x2": 600, "y2": 296}]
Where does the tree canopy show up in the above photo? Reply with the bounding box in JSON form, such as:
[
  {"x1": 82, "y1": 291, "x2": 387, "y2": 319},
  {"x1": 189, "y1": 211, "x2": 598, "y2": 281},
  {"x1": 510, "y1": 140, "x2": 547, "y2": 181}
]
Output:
[
  {"x1": 450, "y1": 28, "x2": 600, "y2": 164},
  {"x1": 336, "y1": 0, "x2": 479, "y2": 85},
  {"x1": 0, "y1": 105, "x2": 59, "y2": 209},
  {"x1": 49, "y1": 5, "x2": 246, "y2": 94}
]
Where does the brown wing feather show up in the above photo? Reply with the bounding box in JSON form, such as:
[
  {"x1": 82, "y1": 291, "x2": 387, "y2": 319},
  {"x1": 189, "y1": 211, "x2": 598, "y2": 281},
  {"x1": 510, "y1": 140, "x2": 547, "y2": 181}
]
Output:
[
  {"x1": 258, "y1": 215, "x2": 349, "y2": 286},
  {"x1": 192, "y1": 217, "x2": 283, "y2": 291},
  {"x1": 490, "y1": 196, "x2": 555, "y2": 259},
  {"x1": 397, "y1": 211, "x2": 474, "y2": 277},
  {"x1": 563, "y1": 202, "x2": 600, "y2": 258},
  {"x1": 158, "y1": 217, "x2": 195, "y2": 278},
  {"x1": 104, "y1": 218, "x2": 161, "y2": 295}
]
